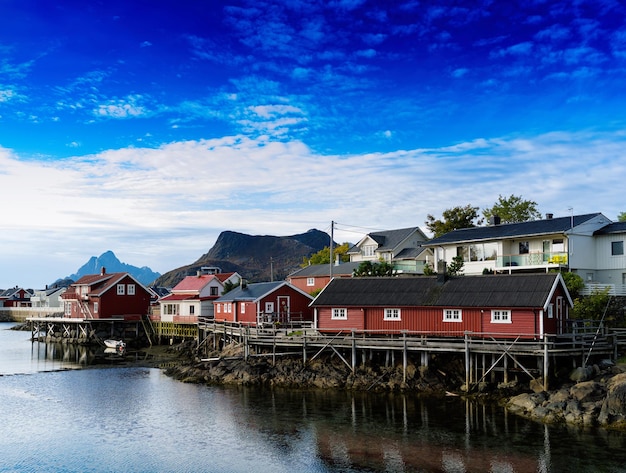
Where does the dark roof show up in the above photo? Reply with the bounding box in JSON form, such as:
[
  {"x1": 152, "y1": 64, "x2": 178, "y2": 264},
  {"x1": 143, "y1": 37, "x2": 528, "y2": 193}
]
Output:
[
  {"x1": 394, "y1": 246, "x2": 428, "y2": 259},
  {"x1": 288, "y1": 262, "x2": 361, "y2": 278},
  {"x1": 217, "y1": 281, "x2": 288, "y2": 302},
  {"x1": 593, "y1": 222, "x2": 626, "y2": 235},
  {"x1": 311, "y1": 273, "x2": 565, "y2": 308},
  {"x1": 424, "y1": 213, "x2": 605, "y2": 246},
  {"x1": 348, "y1": 226, "x2": 422, "y2": 253}
]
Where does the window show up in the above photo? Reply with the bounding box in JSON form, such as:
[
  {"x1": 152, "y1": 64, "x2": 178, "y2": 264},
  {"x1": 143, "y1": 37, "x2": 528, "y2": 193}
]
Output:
[
  {"x1": 491, "y1": 309, "x2": 511, "y2": 323},
  {"x1": 307, "y1": 277, "x2": 315, "y2": 287},
  {"x1": 457, "y1": 243, "x2": 498, "y2": 262},
  {"x1": 552, "y1": 239, "x2": 565, "y2": 252},
  {"x1": 117, "y1": 284, "x2": 125, "y2": 295},
  {"x1": 65, "y1": 301, "x2": 72, "y2": 316},
  {"x1": 210, "y1": 286, "x2": 218, "y2": 296},
  {"x1": 189, "y1": 305, "x2": 195, "y2": 315},
  {"x1": 443, "y1": 309, "x2": 462, "y2": 322},
  {"x1": 94, "y1": 302, "x2": 98, "y2": 314},
  {"x1": 519, "y1": 241, "x2": 529, "y2": 254},
  {"x1": 612, "y1": 241, "x2": 624, "y2": 256},
  {"x1": 547, "y1": 304, "x2": 554, "y2": 319},
  {"x1": 127, "y1": 284, "x2": 135, "y2": 295},
  {"x1": 217, "y1": 304, "x2": 221, "y2": 314},
  {"x1": 241, "y1": 303, "x2": 246, "y2": 314},
  {"x1": 362, "y1": 245, "x2": 376, "y2": 257},
  {"x1": 384, "y1": 308, "x2": 401, "y2": 321},
  {"x1": 227, "y1": 303, "x2": 232, "y2": 313},
  {"x1": 332, "y1": 308, "x2": 347, "y2": 320}
]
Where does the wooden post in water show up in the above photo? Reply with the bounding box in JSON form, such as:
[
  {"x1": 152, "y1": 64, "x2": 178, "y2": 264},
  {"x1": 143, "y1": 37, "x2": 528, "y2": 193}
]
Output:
[
  {"x1": 543, "y1": 335, "x2": 550, "y2": 391},
  {"x1": 302, "y1": 330, "x2": 307, "y2": 365},
  {"x1": 351, "y1": 330, "x2": 356, "y2": 372},
  {"x1": 464, "y1": 332, "x2": 470, "y2": 391},
  {"x1": 402, "y1": 331, "x2": 407, "y2": 384}
]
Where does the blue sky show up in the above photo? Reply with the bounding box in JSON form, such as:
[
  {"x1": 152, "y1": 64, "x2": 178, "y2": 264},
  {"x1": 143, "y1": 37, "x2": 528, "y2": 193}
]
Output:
[{"x1": 2, "y1": 0, "x2": 626, "y2": 288}]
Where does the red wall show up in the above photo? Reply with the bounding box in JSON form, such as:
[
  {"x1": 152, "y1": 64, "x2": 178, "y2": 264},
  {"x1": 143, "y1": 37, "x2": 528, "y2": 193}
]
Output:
[{"x1": 317, "y1": 305, "x2": 553, "y2": 339}]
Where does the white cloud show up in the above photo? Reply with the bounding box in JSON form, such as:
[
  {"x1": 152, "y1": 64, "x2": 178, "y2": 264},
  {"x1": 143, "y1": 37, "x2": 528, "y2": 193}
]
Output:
[
  {"x1": 94, "y1": 94, "x2": 148, "y2": 119},
  {"x1": 1, "y1": 129, "x2": 625, "y2": 287}
]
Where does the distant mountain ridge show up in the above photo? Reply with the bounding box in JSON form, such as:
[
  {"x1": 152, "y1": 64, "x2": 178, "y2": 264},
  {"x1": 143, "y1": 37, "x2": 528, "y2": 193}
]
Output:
[
  {"x1": 153, "y1": 229, "x2": 333, "y2": 288},
  {"x1": 54, "y1": 250, "x2": 161, "y2": 287}
]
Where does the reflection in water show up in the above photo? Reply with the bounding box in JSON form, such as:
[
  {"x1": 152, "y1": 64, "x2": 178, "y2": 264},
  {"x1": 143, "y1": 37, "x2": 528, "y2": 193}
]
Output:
[
  {"x1": 1, "y1": 324, "x2": 625, "y2": 473},
  {"x1": 29, "y1": 340, "x2": 125, "y2": 370}
]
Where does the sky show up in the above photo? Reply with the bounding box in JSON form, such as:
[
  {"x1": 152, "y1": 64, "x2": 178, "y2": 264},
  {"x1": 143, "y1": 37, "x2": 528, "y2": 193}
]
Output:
[{"x1": 2, "y1": 0, "x2": 626, "y2": 288}]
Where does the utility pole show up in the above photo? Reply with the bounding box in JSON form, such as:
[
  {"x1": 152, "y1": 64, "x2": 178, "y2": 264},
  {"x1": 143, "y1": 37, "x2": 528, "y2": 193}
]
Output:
[{"x1": 329, "y1": 221, "x2": 334, "y2": 280}]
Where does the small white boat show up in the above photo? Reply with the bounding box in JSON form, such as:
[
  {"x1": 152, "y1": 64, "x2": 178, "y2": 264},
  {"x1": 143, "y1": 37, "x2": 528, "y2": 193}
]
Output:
[{"x1": 104, "y1": 339, "x2": 126, "y2": 350}]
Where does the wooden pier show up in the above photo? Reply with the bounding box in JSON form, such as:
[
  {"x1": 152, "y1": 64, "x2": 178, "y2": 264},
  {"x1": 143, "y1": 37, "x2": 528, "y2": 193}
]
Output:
[{"x1": 198, "y1": 319, "x2": 621, "y2": 391}]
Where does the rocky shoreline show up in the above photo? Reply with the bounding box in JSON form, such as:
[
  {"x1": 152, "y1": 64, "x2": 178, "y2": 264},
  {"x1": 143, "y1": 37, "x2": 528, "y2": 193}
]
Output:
[{"x1": 163, "y1": 341, "x2": 626, "y2": 431}]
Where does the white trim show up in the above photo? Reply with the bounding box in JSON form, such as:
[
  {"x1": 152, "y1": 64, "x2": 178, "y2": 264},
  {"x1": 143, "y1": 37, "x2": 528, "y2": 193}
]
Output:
[
  {"x1": 443, "y1": 309, "x2": 462, "y2": 322},
  {"x1": 331, "y1": 308, "x2": 347, "y2": 320},
  {"x1": 490, "y1": 309, "x2": 511, "y2": 324},
  {"x1": 383, "y1": 308, "x2": 401, "y2": 321}
]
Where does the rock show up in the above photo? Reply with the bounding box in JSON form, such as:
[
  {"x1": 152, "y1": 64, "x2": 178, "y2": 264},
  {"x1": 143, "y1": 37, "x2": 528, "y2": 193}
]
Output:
[
  {"x1": 569, "y1": 381, "x2": 606, "y2": 403},
  {"x1": 529, "y1": 378, "x2": 545, "y2": 393},
  {"x1": 570, "y1": 366, "x2": 594, "y2": 383},
  {"x1": 598, "y1": 373, "x2": 626, "y2": 427}
]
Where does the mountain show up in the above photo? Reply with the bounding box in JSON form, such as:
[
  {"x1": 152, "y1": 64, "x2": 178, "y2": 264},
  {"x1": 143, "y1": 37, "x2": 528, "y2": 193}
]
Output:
[
  {"x1": 54, "y1": 250, "x2": 161, "y2": 287},
  {"x1": 153, "y1": 229, "x2": 333, "y2": 288}
]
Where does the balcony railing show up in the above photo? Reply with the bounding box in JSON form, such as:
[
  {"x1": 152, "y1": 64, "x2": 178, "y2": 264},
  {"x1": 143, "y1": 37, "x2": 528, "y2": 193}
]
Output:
[
  {"x1": 581, "y1": 283, "x2": 626, "y2": 296},
  {"x1": 392, "y1": 261, "x2": 427, "y2": 274},
  {"x1": 496, "y1": 252, "x2": 568, "y2": 268}
]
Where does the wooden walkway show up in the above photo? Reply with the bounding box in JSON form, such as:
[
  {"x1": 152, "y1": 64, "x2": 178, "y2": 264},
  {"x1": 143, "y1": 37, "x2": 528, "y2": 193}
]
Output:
[{"x1": 198, "y1": 320, "x2": 620, "y2": 391}]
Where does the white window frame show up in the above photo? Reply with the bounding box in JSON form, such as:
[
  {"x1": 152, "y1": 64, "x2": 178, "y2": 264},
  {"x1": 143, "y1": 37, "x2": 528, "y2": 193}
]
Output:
[
  {"x1": 547, "y1": 304, "x2": 554, "y2": 319},
  {"x1": 331, "y1": 308, "x2": 347, "y2": 320},
  {"x1": 117, "y1": 284, "x2": 125, "y2": 295},
  {"x1": 443, "y1": 309, "x2": 462, "y2": 322},
  {"x1": 241, "y1": 303, "x2": 246, "y2": 314},
  {"x1": 490, "y1": 309, "x2": 511, "y2": 324},
  {"x1": 65, "y1": 301, "x2": 72, "y2": 316},
  {"x1": 127, "y1": 284, "x2": 136, "y2": 296},
  {"x1": 94, "y1": 302, "x2": 98, "y2": 314},
  {"x1": 217, "y1": 304, "x2": 221, "y2": 314},
  {"x1": 384, "y1": 308, "x2": 401, "y2": 321},
  {"x1": 307, "y1": 277, "x2": 315, "y2": 287}
]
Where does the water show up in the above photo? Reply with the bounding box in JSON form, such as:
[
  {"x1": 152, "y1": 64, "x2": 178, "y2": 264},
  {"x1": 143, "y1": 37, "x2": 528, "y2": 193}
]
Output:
[{"x1": 1, "y1": 322, "x2": 626, "y2": 473}]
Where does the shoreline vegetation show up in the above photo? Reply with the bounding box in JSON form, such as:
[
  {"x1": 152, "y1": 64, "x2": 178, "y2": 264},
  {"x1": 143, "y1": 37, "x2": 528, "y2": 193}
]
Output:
[{"x1": 164, "y1": 340, "x2": 626, "y2": 431}]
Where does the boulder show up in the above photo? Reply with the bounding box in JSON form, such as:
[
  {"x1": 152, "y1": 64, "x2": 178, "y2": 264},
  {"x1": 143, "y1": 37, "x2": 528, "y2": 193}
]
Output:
[
  {"x1": 569, "y1": 381, "x2": 606, "y2": 403},
  {"x1": 598, "y1": 373, "x2": 626, "y2": 427}
]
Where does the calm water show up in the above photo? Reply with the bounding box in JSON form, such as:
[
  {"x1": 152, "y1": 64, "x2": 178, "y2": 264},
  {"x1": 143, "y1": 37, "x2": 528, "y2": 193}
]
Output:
[{"x1": 1, "y1": 323, "x2": 626, "y2": 473}]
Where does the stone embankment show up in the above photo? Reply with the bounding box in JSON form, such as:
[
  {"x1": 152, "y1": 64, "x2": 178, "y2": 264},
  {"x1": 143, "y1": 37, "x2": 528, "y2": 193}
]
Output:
[
  {"x1": 165, "y1": 341, "x2": 626, "y2": 430},
  {"x1": 164, "y1": 342, "x2": 460, "y2": 394},
  {"x1": 506, "y1": 360, "x2": 626, "y2": 430}
]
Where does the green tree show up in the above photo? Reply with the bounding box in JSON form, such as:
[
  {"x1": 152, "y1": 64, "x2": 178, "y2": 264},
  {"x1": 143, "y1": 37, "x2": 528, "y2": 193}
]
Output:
[
  {"x1": 301, "y1": 242, "x2": 350, "y2": 267},
  {"x1": 425, "y1": 205, "x2": 482, "y2": 238},
  {"x1": 617, "y1": 212, "x2": 626, "y2": 222},
  {"x1": 483, "y1": 194, "x2": 542, "y2": 224},
  {"x1": 222, "y1": 279, "x2": 239, "y2": 294},
  {"x1": 353, "y1": 260, "x2": 394, "y2": 277},
  {"x1": 571, "y1": 288, "x2": 610, "y2": 320},
  {"x1": 447, "y1": 256, "x2": 464, "y2": 276},
  {"x1": 560, "y1": 272, "x2": 584, "y2": 299}
]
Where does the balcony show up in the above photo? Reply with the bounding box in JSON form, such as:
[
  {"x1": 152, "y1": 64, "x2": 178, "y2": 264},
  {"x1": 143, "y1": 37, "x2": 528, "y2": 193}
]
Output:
[{"x1": 496, "y1": 252, "x2": 568, "y2": 270}]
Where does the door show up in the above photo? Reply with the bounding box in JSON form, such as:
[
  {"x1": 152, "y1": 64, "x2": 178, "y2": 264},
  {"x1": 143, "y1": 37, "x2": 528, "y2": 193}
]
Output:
[{"x1": 277, "y1": 296, "x2": 290, "y2": 323}]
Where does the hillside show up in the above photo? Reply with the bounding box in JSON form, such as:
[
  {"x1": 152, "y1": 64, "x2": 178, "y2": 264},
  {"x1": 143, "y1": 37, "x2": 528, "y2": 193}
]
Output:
[{"x1": 153, "y1": 229, "x2": 332, "y2": 288}]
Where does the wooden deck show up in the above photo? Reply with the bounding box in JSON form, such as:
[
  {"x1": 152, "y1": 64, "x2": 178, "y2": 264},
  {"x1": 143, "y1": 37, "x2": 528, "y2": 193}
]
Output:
[{"x1": 198, "y1": 319, "x2": 620, "y2": 391}]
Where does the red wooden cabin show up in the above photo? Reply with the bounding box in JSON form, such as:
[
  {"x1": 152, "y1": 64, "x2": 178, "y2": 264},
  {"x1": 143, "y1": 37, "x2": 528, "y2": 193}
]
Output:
[
  {"x1": 61, "y1": 268, "x2": 152, "y2": 321},
  {"x1": 311, "y1": 273, "x2": 572, "y2": 339},
  {"x1": 214, "y1": 281, "x2": 314, "y2": 326}
]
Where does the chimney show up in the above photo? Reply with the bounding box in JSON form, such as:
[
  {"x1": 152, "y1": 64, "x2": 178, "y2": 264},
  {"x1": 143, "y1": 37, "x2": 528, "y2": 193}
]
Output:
[
  {"x1": 437, "y1": 260, "x2": 447, "y2": 284},
  {"x1": 101, "y1": 267, "x2": 106, "y2": 275},
  {"x1": 240, "y1": 279, "x2": 247, "y2": 290},
  {"x1": 335, "y1": 254, "x2": 341, "y2": 266},
  {"x1": 197, "y1": 270, "x2": 201, "y2": 277},
  {"x1": 489, "y1": 215, "x2": 501, "y2": 226},
  {"x1": 546, "y1": 213, "x2": 553, "y2": 219}
]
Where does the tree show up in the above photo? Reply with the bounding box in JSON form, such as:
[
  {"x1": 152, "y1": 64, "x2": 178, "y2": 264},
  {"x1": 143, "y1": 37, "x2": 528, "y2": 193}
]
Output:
[
  {"x1": 353, "y1": 260, "x2": 394, "y2": 277},
  {"x1": 301, "y1": 242, "x2": 350, "y2": 267},
  {"x1": 447, "y1": 256, "x2": 464, "y2": 276},
  {"x1": 561, "y1": 272, "x2": 584, "y2": 299},
  {"x1": 617, "y1": 212, "x2": 626, "y2": 222},
  {"x1": 483, "y1": 194, "x2": 541, "y2": 224},
  {"x1": 425, "y1": 205, "x2": 483, "y2": 238}
]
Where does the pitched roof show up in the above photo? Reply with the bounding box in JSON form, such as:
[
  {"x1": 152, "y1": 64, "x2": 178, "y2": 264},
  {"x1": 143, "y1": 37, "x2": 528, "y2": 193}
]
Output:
[
  {"x1": 594, "y1": 221, "x2": 626, "y2": 235},
  {"x1": 215, "y1": 272, "x2": 238, "y2": 283},
  {"x1": 172, "y1": 274, "x2": 220, "y2": 292},
  {"x1": 288, "y1": 261, "x2": 361, "y2": 278},
  {"x1": 424, "y1": 213, "x2": 605, "y2": 246},
  {"x1": 216, "y1": 281, "x2": 287, "y2": 302},
  {"x1": 311, "y1": 273, "x2": 567, "y2": 309},
  {"x1": 70, "y1": 272, "x2": 148, "y2": 297},
  {"x1": 348, "y1": 226, "x2": 423, "y2": 253}
]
